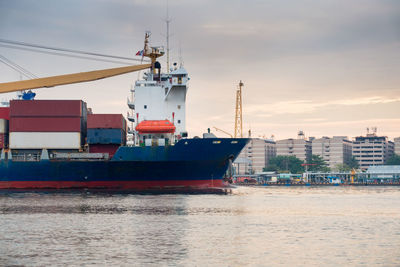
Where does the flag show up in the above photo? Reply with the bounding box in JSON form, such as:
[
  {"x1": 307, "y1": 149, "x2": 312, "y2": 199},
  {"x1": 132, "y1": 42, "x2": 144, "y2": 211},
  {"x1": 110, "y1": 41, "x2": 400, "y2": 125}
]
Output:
[{"x1": 136, "y1": 50, "x2": 144, "y2": 56}]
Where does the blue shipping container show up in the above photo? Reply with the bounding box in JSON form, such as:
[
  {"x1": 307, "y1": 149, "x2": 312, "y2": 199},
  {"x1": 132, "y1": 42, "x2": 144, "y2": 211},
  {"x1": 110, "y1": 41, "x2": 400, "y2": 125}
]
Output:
[{"x1": 87, "y1": 129, "x2": 125, "y2": 145}]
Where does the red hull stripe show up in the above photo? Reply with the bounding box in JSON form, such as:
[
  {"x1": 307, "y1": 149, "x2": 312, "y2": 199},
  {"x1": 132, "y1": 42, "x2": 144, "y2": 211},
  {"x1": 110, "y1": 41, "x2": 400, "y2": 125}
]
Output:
[{"x1": 0, "y1": 180, "x2": 223, "y2": 190}]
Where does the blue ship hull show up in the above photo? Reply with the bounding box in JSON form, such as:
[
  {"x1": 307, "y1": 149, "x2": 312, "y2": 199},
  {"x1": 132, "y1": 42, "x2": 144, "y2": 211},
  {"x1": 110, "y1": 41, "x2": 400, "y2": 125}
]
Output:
[{"x1": 0, "y1": 138, "x2": 248, "y2": 192}]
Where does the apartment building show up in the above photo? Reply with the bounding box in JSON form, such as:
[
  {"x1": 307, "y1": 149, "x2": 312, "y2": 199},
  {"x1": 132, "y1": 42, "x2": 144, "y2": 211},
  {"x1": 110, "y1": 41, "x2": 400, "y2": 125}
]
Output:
[
  {"x1": 353, "y1": 133, "x2": 394, "y2": 170},
  {"x1": 394, "y1": 137, "x2": 400, "y2": 155},
  {"x1": 276, "y1": 131, "x2": 311, "y2": 162},
  {"x1": 312, "y1": 136, "x2": 352, "y2": 170},
  {"x1": 234, "y1": 138, "x2": 276, "y2": 174}
]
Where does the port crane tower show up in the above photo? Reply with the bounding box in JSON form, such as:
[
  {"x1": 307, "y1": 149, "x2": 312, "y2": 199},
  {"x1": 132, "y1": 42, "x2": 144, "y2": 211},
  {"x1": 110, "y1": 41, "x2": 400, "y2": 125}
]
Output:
[{"x1": 234, "y1": 80, "x2": 244, "y2": 138}]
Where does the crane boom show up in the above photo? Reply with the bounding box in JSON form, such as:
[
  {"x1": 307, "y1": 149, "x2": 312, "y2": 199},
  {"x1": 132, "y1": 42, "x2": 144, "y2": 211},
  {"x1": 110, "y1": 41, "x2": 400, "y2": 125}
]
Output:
[
  {"x1": 213, "y1": 127, "x2": 233, "y2": 138},
  {"x1": 0, "y1": 63, "x2": 151, "y2": 94}
]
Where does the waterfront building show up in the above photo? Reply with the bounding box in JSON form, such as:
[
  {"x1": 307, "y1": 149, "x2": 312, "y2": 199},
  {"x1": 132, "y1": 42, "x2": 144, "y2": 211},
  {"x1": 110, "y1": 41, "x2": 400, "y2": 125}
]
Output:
[
  {"x1": 234, "y1": 138, "x2": 276, "y2": 174},
  {"x1": 352, "y1": 132, "x2": 394, "y2": 170},
  {"x1": 366, "y1": 165, "x2": 400, "y2": 182},
  {"x1": 276, "y1": 131, "x2": 311, "y2": 162},
  {"x1": 312, "y1": 136, "x2": 352, "y2": 170},
  {"x1": 394, "y1": 137, "x2": 400, "y2": 155}
]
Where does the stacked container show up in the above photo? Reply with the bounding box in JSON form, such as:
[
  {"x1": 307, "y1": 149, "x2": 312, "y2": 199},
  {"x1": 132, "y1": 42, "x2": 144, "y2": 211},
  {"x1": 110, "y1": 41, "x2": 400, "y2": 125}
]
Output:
[
  {"x1": 0, "y1": 107, "x2": 10, "y2": 149},
  {"x1": 9, "y1": 100, "x2": 87, "y2": 149},
  {"x1": 87, "y1": 114, "x2": 127, "y2": 157}
]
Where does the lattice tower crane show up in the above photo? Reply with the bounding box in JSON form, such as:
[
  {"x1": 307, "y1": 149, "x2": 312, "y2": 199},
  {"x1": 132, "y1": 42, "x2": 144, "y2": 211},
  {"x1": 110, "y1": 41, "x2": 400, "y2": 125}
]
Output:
[{"x1": 234, "y1": 80, "x2": 244, "y2": 138}]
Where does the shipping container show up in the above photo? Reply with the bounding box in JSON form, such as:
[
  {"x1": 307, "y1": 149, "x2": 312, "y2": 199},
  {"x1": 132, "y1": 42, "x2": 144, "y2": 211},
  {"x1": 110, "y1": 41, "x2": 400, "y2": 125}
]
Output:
[
  {"x1": 87, "y1": 114, "x2": 127, "y2": 131},
  {"x1": 0, "y1": 107, "x2": 10, "y2": 120},
  {"x1": 10, "y1": 100, "x2": 86, "y2": 117},
  {"x1": 10, "y1": 117, "x2": 82, "y2": 132},
  {"x1": 9, "y1": 132, "x2": 81, "y2": 149},
  {"x1": 0, "y1": 119, "x2": 8, "y2": 134},
  {"x1": 89, "y1": 144, "x2": 120, "y2": 158},
  {"x1": 87, "y1": 129, "x2": 126, "y2": 145}
]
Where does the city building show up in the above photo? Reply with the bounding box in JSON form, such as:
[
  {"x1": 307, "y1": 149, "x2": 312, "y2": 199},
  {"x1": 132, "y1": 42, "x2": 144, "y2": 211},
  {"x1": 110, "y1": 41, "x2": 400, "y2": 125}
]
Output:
[
  {"x1": 352, "y1": 131, "x2": 394, "y2": 170},
  {"x1": 276, "y1": 131, "x2": 311, "y2": 162},
  {"x1": 234, "y1": 138, "x2": 276, "y2": 174},
  {"x1": 394, "y1": 137, "x2": 400, "y2": 155},
  {"x1": 312, "y1": 136, "x2": 353, "y2": 170}
]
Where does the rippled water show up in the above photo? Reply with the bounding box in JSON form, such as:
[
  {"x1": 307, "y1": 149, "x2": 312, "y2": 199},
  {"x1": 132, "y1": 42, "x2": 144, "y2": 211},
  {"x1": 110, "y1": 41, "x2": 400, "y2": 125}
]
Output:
[{"x1": 1, "y1": 187, "x2": 400, "y2": 266}]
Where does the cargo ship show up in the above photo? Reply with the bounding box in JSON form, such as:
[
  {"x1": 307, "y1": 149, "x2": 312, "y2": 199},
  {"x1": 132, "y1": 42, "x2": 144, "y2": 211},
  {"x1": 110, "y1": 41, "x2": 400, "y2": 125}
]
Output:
[{"x1": 0, "y1": 33, "x2": 248, "y2": 193}]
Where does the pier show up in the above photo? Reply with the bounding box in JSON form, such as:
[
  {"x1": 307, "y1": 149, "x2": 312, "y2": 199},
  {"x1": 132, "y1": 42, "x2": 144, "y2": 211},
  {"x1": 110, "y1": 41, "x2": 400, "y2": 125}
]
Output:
[{"x1": 233, "y1": 166, "x2": 400, "y2": 186}]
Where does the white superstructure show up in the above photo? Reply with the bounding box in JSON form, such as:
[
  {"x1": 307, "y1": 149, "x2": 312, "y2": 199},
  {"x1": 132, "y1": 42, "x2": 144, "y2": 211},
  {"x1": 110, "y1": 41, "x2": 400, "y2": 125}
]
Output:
[
  {"x1": 131, "y1": 66, "x2": 189, "y2": 137},
  {"x1": 127, "y1": 33, "x2": 189, "y2": 143}
]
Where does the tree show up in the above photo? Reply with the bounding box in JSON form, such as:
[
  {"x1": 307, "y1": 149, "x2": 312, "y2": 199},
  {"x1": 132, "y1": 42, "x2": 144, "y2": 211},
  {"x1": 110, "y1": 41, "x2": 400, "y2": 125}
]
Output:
[
  {"x1": 334, "y1": 163, "x2": 351, "y2": 172},
  {"x1": 307, "y1": 155, "x2": 330, "y2": 172},
  {"x1": 267, "y1": 155, "x2": 304, "y2": 174},
  {"x1": 263, "y1": 164, "x2": 279, "y2": 172},
  {"x1": 387, "y1": 154, "x2": 400, "y2": 165},
  {"x1": 347, "y1": 156, "x2": 359, "y2": 169}
]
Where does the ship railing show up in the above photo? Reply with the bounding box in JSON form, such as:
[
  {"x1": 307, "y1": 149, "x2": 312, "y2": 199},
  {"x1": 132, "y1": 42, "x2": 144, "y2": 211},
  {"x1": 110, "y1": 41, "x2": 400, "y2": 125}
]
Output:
[
  {"x1": 12, "y1": 153, "x2": 41, "y2": 162},
  {"x1": 51, "y1": 153, "x2": 109, "y2": 161}
]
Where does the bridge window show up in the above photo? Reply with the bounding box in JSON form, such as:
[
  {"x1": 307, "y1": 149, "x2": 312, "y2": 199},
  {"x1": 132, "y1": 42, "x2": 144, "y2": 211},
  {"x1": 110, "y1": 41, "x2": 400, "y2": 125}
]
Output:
[{"x1": 144, "y1": 105, "x2": 147, "y2": 109}]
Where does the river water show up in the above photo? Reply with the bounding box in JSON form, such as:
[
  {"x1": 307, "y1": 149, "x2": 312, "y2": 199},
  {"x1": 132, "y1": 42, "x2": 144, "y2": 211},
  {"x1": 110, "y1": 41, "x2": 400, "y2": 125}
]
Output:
[{"x1": 1, "y1": 186, "x2": 399, "y2": 266}]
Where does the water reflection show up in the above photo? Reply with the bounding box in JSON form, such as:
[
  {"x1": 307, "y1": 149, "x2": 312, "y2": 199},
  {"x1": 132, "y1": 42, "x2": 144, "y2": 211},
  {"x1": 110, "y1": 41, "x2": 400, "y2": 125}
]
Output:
[{"x1": 0, "y1": 187, "x2": 399, "y2": 266}]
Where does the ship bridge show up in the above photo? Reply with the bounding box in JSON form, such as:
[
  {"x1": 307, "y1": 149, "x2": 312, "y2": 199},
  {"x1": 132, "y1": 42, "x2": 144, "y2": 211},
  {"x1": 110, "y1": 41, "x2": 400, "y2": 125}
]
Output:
[{"x1": 128, "y1": 64, "x2": 189, "y2": 144}]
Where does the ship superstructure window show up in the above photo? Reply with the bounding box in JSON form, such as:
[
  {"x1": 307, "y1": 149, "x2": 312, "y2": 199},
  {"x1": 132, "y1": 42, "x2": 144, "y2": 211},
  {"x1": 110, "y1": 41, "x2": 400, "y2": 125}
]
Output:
[
  {"x1": 178, "y1": 120, "x2": 181, "y2": 124},
  {"x1": 177, "y1": 105, "x2": 181, "y2": 109},
  {"x1": 144, "y1": 105, "x2": 147, "y2": 109}
]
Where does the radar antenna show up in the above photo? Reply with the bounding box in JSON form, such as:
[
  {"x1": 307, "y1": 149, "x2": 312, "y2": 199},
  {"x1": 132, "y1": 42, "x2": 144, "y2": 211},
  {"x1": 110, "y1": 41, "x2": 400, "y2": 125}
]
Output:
[{"x1": 165, "y1": 0, "x2": 171, "y2": 73}]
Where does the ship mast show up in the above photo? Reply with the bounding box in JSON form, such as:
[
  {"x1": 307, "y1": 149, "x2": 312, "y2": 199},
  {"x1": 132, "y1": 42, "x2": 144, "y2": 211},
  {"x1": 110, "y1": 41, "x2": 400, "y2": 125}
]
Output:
[{"x1": 165, "y1": 0, "x2": 171, "y2": 73}]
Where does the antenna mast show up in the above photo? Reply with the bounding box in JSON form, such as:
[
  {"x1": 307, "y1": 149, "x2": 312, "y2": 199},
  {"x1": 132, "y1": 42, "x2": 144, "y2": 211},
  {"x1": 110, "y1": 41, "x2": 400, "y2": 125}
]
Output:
[
  {"x1": 165, "y1": 0, "x2": 171, "y2": 73},
  {"x1": 234, "y1": 80, "x2": 244, "y2": 138}
]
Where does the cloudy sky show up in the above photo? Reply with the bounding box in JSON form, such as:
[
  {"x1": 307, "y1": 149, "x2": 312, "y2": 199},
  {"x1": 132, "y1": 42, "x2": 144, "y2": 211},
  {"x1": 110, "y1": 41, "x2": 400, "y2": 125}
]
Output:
[{"x1": 0, "y1": 0, "x2": 399, "y2": 140}]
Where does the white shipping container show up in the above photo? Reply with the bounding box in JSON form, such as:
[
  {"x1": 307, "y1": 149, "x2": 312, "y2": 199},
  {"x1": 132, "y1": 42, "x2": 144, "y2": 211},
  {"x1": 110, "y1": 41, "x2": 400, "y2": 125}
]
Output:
[
  {"x1": 0, "y1": 119, "x2": 8, "y2": 134},
  {"x1": 10, "y1": 132, "x2": 81, "y2": 149}
]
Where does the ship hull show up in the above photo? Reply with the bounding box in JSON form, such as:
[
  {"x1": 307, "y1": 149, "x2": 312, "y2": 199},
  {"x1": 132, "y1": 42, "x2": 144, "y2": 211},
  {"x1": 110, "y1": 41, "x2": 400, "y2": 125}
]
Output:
[
  {"x1": 0, "y1": 180, "x2": 223, "y2": 192},
  {"x1": 0, "y1": 138, "x2": 248, "y2": 192}
]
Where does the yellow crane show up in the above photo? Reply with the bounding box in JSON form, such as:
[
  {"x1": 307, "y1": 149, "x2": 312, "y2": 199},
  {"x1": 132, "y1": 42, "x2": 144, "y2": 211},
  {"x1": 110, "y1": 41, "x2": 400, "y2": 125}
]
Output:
[
  {"x1": 0, "y1": 64, "x2": 151, "y2": 93},
  {"x1": 234, "y1": 80, "x2": 244, "y2": 138},
  {"x1": 213, "y1": 127, "x2": 233, "y2": 138},
  {"x1": 0, "y1": 33, "x2": 159, "y2": 94}
]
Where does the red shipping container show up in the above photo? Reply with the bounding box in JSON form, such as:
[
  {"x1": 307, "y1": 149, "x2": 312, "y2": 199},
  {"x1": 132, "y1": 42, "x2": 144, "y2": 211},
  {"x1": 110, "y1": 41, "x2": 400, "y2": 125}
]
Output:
[
  {"x1": 89, "y1": 144, "x2": 120, "y2": 158},
  {"x1": 0, "y1": 107, "x2": 10, "y2": 120},
  {"x1": 10, "y1": 100, "x2": 84, "y2": 117},
  {"x1": 10, "y1": 117, "x2": 82, "y2": 132},
  {"x1": 87, "y1": 114, "x2": 126, "y2": 131}
]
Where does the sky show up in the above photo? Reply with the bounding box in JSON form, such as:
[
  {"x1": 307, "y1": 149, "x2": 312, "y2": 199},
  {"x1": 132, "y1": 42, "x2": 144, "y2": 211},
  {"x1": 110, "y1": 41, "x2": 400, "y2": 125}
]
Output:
[{"x1": 0, "y1": 0, "x2": 399, "y2": 140}]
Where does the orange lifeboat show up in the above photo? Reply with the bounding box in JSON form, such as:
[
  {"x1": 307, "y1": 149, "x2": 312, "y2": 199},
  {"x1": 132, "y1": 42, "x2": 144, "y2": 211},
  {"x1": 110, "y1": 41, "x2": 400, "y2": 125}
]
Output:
[{"x1": 135, "y1": 120, "x2": 176, "y2": 134}]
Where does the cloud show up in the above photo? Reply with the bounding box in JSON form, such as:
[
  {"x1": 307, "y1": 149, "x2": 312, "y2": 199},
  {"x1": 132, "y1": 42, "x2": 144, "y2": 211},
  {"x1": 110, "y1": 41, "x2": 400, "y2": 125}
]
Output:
[
  {"x1": 245, "y1": 96, "x2": 400, "y2": 116},
  {"x1": 0, "y1": 0, "x2": 399, "y2": 139},
  {"x1": 332, "y1": 96, "x2": 400, "y2": 106}
]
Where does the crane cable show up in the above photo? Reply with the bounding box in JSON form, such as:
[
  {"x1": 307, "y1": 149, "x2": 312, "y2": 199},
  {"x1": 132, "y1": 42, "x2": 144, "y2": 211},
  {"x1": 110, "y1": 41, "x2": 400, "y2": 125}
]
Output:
[
  {"x1": 0, "y1": 38, "x2": 148, "y2": 63},
  {"x1": 0, "y1": 44, "x2": 137, "y2": 65},
  {"x1": 0, "y1": 54, "x2": 37, "y2": 79}
]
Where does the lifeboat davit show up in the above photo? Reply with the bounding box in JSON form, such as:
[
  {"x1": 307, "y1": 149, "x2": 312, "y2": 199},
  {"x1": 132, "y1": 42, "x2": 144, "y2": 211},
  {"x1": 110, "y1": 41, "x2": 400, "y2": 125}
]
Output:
[{"x1": 135, "y1": 120, "x2": 176, "y2": 134}]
